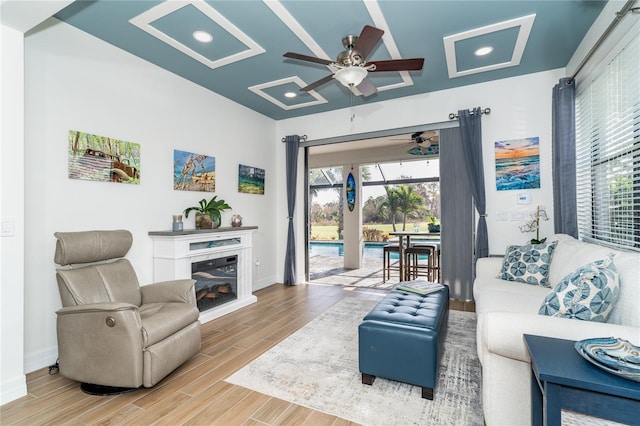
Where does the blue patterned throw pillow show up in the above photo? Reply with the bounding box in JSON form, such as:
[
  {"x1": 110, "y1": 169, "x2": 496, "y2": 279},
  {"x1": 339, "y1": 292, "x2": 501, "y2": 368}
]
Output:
[
  {"x1": 499, "y1": 240, "x2": 558, "y2": 287},
  {"x1": 538, "y1": 256, "x2": 619, "y2": 322}
]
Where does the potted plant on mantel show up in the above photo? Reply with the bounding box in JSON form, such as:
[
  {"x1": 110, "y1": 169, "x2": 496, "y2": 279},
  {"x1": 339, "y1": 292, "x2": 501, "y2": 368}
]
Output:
[{"x1": 184, "y1": 196, "x2": 231, "y2": 229}]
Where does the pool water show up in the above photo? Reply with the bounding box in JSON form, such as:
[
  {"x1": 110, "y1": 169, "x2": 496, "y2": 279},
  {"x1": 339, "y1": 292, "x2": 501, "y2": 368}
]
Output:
[{"x1": 309, "y1": 241, "x2": 389, "y2": 259}]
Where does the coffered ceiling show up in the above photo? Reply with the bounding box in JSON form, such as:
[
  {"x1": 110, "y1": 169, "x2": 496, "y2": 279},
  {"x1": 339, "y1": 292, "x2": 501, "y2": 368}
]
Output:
[{"x1": 53, "y1": 0, "x2": 606, "y2": 120}]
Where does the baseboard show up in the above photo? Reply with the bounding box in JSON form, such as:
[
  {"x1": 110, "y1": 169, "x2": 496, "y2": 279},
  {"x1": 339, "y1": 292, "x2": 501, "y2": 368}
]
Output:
[
  {"x1": 1, "y1": 374, "x2": 27, "y2": 405},
  {"x1": 24, "y1": 345, "x2": 58, "y2": 374},
  {"x1": 253, "y1": 276, "x2": 277, "y2": 291}
]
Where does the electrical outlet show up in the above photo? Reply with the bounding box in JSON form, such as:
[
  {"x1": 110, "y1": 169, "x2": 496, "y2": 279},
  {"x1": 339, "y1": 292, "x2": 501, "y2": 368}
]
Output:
[{"x1": 255, "y1": 259, "x2": 261, "y2": 266}]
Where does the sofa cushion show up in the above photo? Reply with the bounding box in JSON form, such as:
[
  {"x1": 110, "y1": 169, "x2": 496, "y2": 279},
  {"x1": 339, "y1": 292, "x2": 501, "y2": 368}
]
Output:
[
  {"x1": 474, "y1": 276, "x2": 550, "y2": 317},
  {"x1": 546, "y1": 233, "x2": 640, "y2": 327},
  {"x1": 499, "y1": 240, "x2": 558, "y2": 287},
  {"x1": 538, "y1": 256, "x2": 619, "y2": 322}
]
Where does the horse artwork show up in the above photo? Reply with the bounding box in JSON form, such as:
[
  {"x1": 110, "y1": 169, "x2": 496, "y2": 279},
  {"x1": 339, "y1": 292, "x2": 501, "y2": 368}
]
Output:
[{"x1": 346, "y1": 172, "x2": 356, "y2": 212}]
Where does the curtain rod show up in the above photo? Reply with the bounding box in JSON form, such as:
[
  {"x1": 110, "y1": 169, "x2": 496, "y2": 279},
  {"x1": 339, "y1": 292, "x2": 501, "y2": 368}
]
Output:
[
  {"x1": 281, "y1": 135, "x2": 308, "y2": 142},
  {"x1": 568, "y1": 0, "x2": 639, "y2": 84},
  {"x1": 448, "y1": 107, "x2": 491, "y2": 120}
]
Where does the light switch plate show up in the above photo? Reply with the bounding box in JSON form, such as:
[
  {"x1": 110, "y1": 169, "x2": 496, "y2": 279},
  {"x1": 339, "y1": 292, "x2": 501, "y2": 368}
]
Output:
[
  {"x1": 510, "y1": 211, "x2": 527, "y2": 221},
  {"x1": 495, "y1": 211, "x2": 509, "y2": 221},
  {"x1": 1, "y1": 218, "x2": 15, "y2": 237}
]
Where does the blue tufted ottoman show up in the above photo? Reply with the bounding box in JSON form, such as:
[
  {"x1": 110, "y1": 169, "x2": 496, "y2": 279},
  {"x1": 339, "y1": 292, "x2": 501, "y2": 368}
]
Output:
[{"x1": 358, "y1": 285, "x2": 449, "y2": 399}]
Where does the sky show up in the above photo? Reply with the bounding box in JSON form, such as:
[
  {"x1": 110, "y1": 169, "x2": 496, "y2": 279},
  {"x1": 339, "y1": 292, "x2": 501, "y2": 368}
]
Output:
[{"x1": 494, "y1": 137, "x2": 540, "y2": 159}]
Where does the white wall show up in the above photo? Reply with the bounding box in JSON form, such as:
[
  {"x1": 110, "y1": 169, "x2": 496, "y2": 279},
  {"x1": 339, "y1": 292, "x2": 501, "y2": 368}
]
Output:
[
  {"x1": 1, "y1": 23, "x2": 27, "y2": 405},
  {"x1": 276, "y1": 68, "x2": 564, "y2": 281},
  {"x1": 22, "y1": 19, "x2": 278, "y2": 373}
]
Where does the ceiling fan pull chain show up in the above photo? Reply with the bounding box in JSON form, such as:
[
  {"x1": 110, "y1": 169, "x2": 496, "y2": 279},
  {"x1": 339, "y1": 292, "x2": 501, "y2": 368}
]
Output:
[{"x1": 350, "y1": 91, "x2": 355, "y2": 122}]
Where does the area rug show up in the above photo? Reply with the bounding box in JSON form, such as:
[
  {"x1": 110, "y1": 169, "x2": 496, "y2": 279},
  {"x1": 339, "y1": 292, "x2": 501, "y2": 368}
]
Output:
[{"x1": 225, "y1": 298, "x2": 483, "y2": 425}]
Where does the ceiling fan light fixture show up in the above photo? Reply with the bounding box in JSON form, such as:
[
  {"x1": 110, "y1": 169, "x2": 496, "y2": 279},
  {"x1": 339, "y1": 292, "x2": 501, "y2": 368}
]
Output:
[{"x1": 334, "y1": 67, "x2": 368, "y2": 88}]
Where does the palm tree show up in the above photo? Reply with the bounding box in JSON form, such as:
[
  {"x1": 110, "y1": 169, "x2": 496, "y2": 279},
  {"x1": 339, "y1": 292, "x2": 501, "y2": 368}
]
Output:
[
  {"x1": 380, "y1": 185, "x2": 401, "y2": 232},
  {"x1": 396, "y1": 185, "x2": 425, "y2": 231}
]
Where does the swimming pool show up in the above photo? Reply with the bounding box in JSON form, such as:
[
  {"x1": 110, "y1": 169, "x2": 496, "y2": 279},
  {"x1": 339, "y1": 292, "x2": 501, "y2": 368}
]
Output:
[
  {"x1": 309, "y1": 240, "x2": 438, "y2": 260},
  {"x1": 309, "y1": 241, "x2": 388, "y2": 259}
]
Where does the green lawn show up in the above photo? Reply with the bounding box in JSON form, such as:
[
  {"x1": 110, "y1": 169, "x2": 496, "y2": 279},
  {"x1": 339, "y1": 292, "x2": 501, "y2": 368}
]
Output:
[{"x1": 311, "y1": 222, "x2": 431, "y2": 241}]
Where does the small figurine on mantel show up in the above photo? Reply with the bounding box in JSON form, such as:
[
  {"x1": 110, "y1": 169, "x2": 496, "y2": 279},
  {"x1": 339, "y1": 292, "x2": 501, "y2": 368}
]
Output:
[{"x1": 231, "y1": 214, "x2": 243, "y2": 227}]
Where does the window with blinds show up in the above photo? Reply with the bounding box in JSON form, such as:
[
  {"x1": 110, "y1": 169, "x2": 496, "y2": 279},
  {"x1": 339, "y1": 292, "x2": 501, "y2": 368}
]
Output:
[{"x1": 575, "y1": 32, "x2": 639, "y2": 252}]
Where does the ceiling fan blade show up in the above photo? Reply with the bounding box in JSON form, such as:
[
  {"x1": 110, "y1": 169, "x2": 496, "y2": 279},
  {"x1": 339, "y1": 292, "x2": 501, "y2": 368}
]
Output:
[
  {"x1": 284, "y1": 52, "x2": 333, "y2": 66},
  {"x1": 300, "y1": 74, "x2": 334, "y2": 92},
  {"x1": 354, "y1": 25, "x2": 384, "y2": 60},
  {"x1": 369, "y1": 58, "x2": 424, "y2": 72},
  {"x1": 356, "y1": 77, "x2": 377, "y2": 97}
]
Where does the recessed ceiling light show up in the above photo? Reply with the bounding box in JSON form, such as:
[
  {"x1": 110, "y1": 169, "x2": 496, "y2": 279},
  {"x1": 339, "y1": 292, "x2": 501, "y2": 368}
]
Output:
[
  {"x1": 193, "y1": 30, "x2": 213, "y2": 43},
  {"x1": 474, "y1": 46, "x2": 493, "y2": 56},
  {"x1": 284, "y1": 92, "x2": 297, "y2": 98}
]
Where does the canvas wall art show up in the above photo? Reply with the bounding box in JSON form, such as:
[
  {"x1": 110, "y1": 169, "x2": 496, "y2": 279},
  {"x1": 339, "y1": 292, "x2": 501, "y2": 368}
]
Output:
[
  {"x1": 238, "y1": 164, "x2": 265, "y2": 195},
  {"x1": 495, "y1": 137, "x2": 540, "y2": 191},
  {"x1": 68, "y1": 130, "x2": 141, "y2": 184},
  {"x1": 174, "y1": 149, "x2": 215, "y2": 192}
]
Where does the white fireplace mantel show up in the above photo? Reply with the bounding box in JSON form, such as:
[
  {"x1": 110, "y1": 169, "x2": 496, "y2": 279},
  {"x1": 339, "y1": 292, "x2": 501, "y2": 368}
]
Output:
[{"x1": 148, "y1": 227, "x2": 258, "y2": 323}]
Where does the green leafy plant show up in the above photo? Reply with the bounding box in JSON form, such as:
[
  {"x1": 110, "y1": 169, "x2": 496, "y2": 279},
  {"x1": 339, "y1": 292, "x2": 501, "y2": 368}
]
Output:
[
  {"x1": 184, "y1": 196, "x2": 231, "y2": 229},
  {"x1": 427, "y1": 216, "x2": 440, "y2": 232}
]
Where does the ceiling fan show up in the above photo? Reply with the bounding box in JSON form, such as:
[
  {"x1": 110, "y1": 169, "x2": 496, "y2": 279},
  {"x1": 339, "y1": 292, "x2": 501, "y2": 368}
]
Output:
[
  {"x1": 391, "y1": 131, "x2": 439, "y2": 156},
  {"x1": 283, "y1": 25, "x2": 424, "y2": 97}
]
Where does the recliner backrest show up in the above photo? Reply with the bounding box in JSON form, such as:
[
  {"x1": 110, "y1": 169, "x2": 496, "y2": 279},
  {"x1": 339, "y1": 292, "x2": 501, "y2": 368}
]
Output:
[
  {"x1": 56, "y1": 259, "x2": 141, "y2": 306},
  {"x1": 54, "y1": 230, "x2": 142, "y2": 307}
]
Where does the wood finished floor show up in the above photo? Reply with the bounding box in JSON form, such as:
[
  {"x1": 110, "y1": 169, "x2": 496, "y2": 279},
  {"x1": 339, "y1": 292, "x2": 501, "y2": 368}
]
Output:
[
  {"x1": 1, "y1": 284, "x2": 389, "y2": 425},
  {"x1": 1, "y1": 283, "x2": 475, "y2": 425}
]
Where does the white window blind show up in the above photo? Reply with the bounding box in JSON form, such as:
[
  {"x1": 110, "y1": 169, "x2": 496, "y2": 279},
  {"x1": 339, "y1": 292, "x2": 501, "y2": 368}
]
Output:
[{"x1": 575, "y1": 32, "x2": 639, "y2": 252}]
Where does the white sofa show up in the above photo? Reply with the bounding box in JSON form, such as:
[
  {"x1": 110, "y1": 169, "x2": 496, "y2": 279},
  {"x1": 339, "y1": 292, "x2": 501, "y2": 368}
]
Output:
[{"x1": 473, "y1": 233, "x2": 640, "y2": 426}]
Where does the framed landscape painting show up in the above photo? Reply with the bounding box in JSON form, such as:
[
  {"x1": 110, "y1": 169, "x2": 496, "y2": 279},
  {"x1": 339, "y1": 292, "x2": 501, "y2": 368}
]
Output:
[
  {"x1": 67, "y1": 130, "x2": 141, "y2": 184},
  {"x1": 495, "y1": 137, "x2": 540, "y2": 191},
  {"x1": 238, "y1": 164, "x2": 265, "y2": 194},
  {"x1": 174, "y1": 149, "x2": 215, "y2": 192}
]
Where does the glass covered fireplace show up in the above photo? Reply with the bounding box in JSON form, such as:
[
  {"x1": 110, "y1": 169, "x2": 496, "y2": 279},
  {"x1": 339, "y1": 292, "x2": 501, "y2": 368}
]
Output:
[
  {"x1": 192, "y1": 255, "x2": 238, "y2": 312},
  {"x1": 149, "y1": 228, "x2": 257, "y2": 324}
]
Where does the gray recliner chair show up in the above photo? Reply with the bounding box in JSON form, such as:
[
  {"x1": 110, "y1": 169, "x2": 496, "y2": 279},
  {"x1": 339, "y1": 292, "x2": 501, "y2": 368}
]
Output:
[{"x1": 53, "y1": 230, "x2": 201, "y2": 394}]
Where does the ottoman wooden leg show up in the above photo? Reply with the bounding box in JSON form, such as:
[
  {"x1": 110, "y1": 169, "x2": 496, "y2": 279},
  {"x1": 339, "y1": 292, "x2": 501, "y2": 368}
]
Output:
[
  {"x1": 362, "y1": 373, "x2": 376, "y2": 385},
  {"x1": 422, "y1": 386, "x2": 434, "y2": 400}
]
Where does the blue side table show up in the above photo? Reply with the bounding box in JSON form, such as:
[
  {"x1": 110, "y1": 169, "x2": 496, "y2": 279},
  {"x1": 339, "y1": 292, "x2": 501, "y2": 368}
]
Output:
[{"x1": 524, "y1": 334, "x2": 640, "y2": 426}]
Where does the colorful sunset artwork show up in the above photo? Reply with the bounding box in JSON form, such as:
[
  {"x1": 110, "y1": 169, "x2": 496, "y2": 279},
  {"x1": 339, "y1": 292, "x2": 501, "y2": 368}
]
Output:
[{"x1": 495, "y1": 137, "x2": 540, "y2": 191}]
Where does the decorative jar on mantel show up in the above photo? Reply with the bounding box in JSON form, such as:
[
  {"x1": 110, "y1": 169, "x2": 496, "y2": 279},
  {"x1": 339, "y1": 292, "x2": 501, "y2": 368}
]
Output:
[
  {"x1": 195, "y1": 213, "x2": 221, "y2": 229},
  {"x1": 231, "y1": 214, "x2": 243, "y2": 227},
  {"x1": 184, "y1": 196, "x2": 230, "y2": 230}
]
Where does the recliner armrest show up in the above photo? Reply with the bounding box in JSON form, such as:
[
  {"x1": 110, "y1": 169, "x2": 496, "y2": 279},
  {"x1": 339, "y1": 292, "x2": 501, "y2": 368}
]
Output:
[
  {"x1": 140, "y1": 279, "x2": 197, "y2": 306},
  {"x1": 56, "y1": 301, "x2": 139, "y2": 315},
  {"x1": 56, "y1": 301, "x2": 145, "y2": 388}
]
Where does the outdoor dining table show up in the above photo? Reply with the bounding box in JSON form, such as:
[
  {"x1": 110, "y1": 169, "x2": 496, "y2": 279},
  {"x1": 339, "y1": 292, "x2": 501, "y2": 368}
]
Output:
[{"x1": 388, "y1": 231, "x2": 440, "y2": 282}]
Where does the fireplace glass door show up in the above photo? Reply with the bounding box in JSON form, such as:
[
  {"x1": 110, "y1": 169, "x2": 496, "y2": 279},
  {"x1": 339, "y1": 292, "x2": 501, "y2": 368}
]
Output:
[{"x1": 191, "y1": 255, "x2": 238, "y2": 312}]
